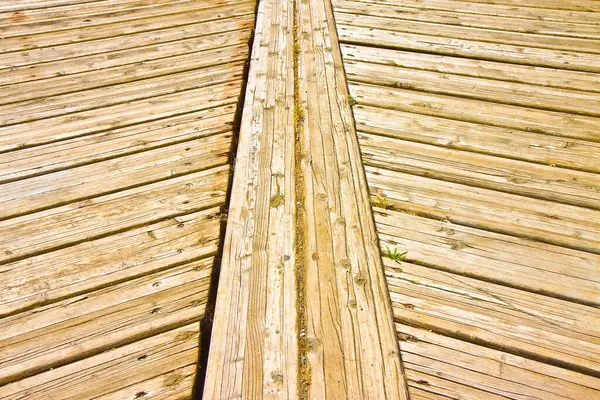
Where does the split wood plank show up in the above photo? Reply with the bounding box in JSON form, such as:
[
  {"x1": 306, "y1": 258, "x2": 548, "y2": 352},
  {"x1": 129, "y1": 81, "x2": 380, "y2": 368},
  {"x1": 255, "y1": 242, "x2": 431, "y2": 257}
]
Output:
[
  {"x1": 337, "y1": 25, "x2": 600, "y2": 72},
  {"x1": 204, "y1": 0, "x2": 407, "y2": 396},
  {"x1": 204, "y1": 0, "x2": 300, "y2": 397},
  {"x1": 337, "y1": 0, "x2": 600, "y2": 21},
  {"x1": 0, "y1": 0, "x2": 246, "y2": 38},
  {"x1": 0, "y1": 1, "x2": 255, "y2": 53},
  {"x1": 341, "y1": 44, "x2": 600, "y2": 93},
  {"x1": 345, "y1": 60, "x2": 600, "y2": 117},
  {"x1": 0, "y1": 208, "x2": 221, "y2": 317},
  {"x1": 333, "y1": 1, "x2": 600, "y2": 38},
  {"x1": 0, "y1": 81, "x2": 241, "y2": 152},
  {"x1": 385, "y1": 259, "x2": 600, "y2": 376},
  {"x1": 0, "y1": 63, "x2": 243, "y2": 126},
  {"x1": 0, "y1": 18, "x2": 253, "y2": 84},
  {"x1": 0, "y1": 324, "x2": 201, "y2": 400},
  {"x1": 374, "y1": 209, "x2": 600, "y2": 306},
  {"x1": 366, "y1": 167, "x2": 600, "y2": 254},
  {"x1": 0, "y1": 0, "x2": 108, "y2": 13},
  {"x1": 0, "y1": 134, "x2": 231, "y2": 219},
  {"x1": 0, "y1": 12, "x2": 253, "y2": 69},
  {"x1": 0, "y1": 104, "x2": 235, "y2": 184},
  {"x1": 334, "y1": 12, "x2": 600, "y2": 54},
  {"x1": 453, "y1": 0, "x2": 600, "y2": 12},
  {"x1": 397, "y1": 324, "x2": 600, "y2": 400},
  {"x1": 0, "y1": 259, "x2": 211, "y2": 385},
  {"x1": 359, "y1": 133, "x2": 600, "y2": 209},
  {"x1": 353, "y1": 106, "x2": 600, "y2": 174},
  {"x1": 0, "y1": 43, "x2": 250, "y2": 105},
  {"x1": 349, "y1": 83, "x2": 600, "y2": 142},
  {"x1": 0, "y1": 166, "x2": 228, "y2": 263}
]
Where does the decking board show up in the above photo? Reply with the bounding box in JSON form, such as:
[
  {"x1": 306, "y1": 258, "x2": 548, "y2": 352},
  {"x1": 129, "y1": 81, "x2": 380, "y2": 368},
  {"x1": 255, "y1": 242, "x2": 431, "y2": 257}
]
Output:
[
  {"x1": 0, "y1": 0, "x2": 253, "y2": 397},
  {"x1": 334, "y1": 0, "x2": 600, "y2": 397}
]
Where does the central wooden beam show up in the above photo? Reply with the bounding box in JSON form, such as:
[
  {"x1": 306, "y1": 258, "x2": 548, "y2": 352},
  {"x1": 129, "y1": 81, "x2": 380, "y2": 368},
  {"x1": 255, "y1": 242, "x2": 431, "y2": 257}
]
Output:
[{"x1": 203, "y1": 0, "x2": 407, "y2": 397}]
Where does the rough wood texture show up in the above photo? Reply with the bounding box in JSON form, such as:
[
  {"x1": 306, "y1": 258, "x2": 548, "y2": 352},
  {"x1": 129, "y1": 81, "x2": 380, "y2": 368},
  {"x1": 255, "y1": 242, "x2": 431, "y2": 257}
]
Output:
[
  {"x1": 334, "y1": 0, "x2": 600, "y2": 397},
  {"x1": 0, "y1": 0, "x2": 253, "y2": 397},
  {"x1": 204, "y1": 0, "x2": 406, "y2": 397}
]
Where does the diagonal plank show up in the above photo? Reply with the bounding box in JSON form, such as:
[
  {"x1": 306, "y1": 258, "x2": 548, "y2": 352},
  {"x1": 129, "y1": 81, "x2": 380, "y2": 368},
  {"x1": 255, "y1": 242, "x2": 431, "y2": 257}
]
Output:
[{"x1": 204, "y1": 0, "x2": 406, "y2": 397}]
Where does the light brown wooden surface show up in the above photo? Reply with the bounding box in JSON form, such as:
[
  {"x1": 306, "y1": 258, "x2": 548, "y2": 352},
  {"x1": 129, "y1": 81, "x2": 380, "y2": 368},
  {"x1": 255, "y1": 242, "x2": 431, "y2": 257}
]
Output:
[
  {"x1": 334, "y1": 0, "x2": 600, "y2": 398},
  {"x1": 204, "y1": 0, "x2": 407, "y2": 397},
  {"x1": 0, "y1": 0, "x2": 253, "y2": 398}
]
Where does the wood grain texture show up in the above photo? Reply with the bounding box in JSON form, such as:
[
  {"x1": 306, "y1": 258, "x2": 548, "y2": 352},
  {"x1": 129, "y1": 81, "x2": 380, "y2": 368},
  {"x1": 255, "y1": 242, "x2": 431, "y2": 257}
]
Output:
[
  {"x1": 204, "y1": 0, "x2": 406, "y2": 397},
  {"x1": 334, "y1": 0, "x2": 600, "y2": 396},
  {"x1": 0, "y1": 0, "x2": 252, "y2": 396}
]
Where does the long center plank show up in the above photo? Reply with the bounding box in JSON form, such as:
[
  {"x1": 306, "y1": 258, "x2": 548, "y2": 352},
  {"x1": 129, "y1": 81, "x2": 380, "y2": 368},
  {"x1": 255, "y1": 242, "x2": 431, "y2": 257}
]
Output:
[{"x1": 203, "y1": 0, "x2": 407, "y2": 397}]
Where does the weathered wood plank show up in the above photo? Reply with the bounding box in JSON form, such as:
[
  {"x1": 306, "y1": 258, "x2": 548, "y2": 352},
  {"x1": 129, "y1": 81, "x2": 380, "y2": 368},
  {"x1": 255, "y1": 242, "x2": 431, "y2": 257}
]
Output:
[
  {"x1": 359, "y1": 133, "x2": 600, "y2": 209},
  {"x1": 0, "y1": 19, "x2": 252, "y2": 84},
  {"x1": 341, "y1": 44, "x2": 600, "y2": 93},
  {"x1": 0, "y1": 259, "x2": 211, "y2": 384},
  {"x1": 0, "y1": 81, "x2": 241, "y2": 152},
  {"x1": 334, "y1": 1, "x2": 600, "y2": 38},
  {"x1": 337, "y1": 25, "x2": 600, "y2": 72},
  {"x1": 0, "y1": 104, "x2": 235, "y2": 183},
  {"x1": 205, "y1": 0, "x2": 407, "y2": 396},
  {"x1": 367, "y1": 167, "x2": 600, "y2": 254},
  {"x1": 0, "y1": 1, "x2": 254, "y2": 53},
  {"x1": 0, "y1": 208, "x2": 221, "y2": 317},
  {"x1": 0, "y1": 166, "x2": 228, "y2": 263},
  {"x1": 397, "y1": 323, "x2": 600, "y2": 400},
  {"x1": 374, "y1": 209, "x2": 600, "y2": 306},
  {"x1": 352, "y1": 106, "x2": 600, "y2": 174},
  {"x1": 0, "y1": 43, "x2": 250, "y2": 105},
  {"x1": 0, "y1": 324, "x2": 201, "y2": 400},
  {"x1": 346, "y1": 61, "x2": 600, "y2": 116},
  {"x1": 386, "y1": 259, "x2": 600, "y2": 375},
  {"x1": 0, "y1": 64, "x2": 242, "y2": 126},
  {"x1": 350, "y1": 83, "x2": 600, "y2": 142},
  {"x1": 335, "y1": 12, "x2": 600, "y2": 54}
]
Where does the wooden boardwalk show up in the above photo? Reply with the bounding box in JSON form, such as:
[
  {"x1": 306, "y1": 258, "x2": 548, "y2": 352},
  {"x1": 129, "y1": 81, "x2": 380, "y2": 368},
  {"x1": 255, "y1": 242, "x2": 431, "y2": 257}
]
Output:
[
  {"x1": 333, "y1": 0, "x2": 600, "y2": 398},
  {"x1": 0, "y1": 0, "x2": 254, "y2": 398},
  {"x1": 1, "y1": 0, "x2": 600, "y2": 399}
]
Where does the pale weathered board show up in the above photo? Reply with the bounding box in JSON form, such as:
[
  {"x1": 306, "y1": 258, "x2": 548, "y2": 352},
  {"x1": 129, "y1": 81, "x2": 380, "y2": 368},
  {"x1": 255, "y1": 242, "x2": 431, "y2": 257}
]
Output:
[
  {"x1": 334, "y1": 0, "x2": 600, "y2": 396},
  {"x1": 0, "y1": 0, "x2": 252, "y2": 396},
  {"x1": 204, "y1": 0, "x2": 407, "y2": 396}
]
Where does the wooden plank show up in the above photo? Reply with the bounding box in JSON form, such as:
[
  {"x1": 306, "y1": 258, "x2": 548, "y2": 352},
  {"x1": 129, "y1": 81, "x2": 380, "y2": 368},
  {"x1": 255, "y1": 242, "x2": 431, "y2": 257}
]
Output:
[
  {"x1": 335, "y1": 12, "x2": 600, "y2": 54},
  {"x1": 375, "y1": 209, "x2": 600, "y2": 306},
  {"x1": 0, "y1": 134, "x2": 230, "y2": 219},
  {"x1": 0, "y1": 42, "x2": 250, "y2": 104},
  {"x1": 367, "y1": 167, "x2": 600, "y2": 254},
  {"x1": 333, "y1": 1, "x2": 600, "y2": 38},
  {"x1": 352, "y1": 106, "x2": 600, "y2": 174},
  {"x1": 349, "y1": 83, "x2": 600, "y2": 142},
  {"x1": 204, "y1": 0, "x2": 407, "y2": 396},
  {"x1": 397, "y1": 324, "x2": 600, "y2": 400},
  {"x1": 341, "y1": 44, "x2": 600, "y2": 93},
  {"x1": 0, "y1": 0, "x2": 243, "y2": 38},
  {"x1": 359, "y1": 133, "x2": 600, "y2": 209},
  {"x1": 0, "y1": 259, "x2": 211, "y2": 385},
  {"x1": 385, "y1": 259, "x2": 600, "y2": 376},
  {"x1": 345, "y1": 61, "x2": 600, "y2": 117},
  {"x1": 0, "y1": 13, "x2": 253, "y2": 69},
  {"x1": 0, "y1": 63, "x2": 242, "y2": 126},
  {"x1": 337, "y1": 0, "x2": 600, "y2": 19},
  {"x1": 453, "y1": 0, "x2": 600, "y2": 12},
  {"x1": 0, "y1": 208, "x2": 221, "y2": 317},
  {"x1": 0, "y1": 1, "x2": 254, "y2": 53},
  {"x1": 0, "y1": 0, "x2": 105, "y2": 13},
  {"x1": 337, "y1": 25, "x2": 600, "y2": 72},
  {"x1": 0, "y1": 19, "x2": 253, "y2": 85},
  {"x1": 0, "y1": 166, "x2": 228, "y2": 263},
  {"x1": 0, "y1": 324, "x2": 200, "y2": 400},
  {"x1": 0, "y1": 81, "x2": 240, "y2": 152},
  {"x1": 0, "y1": 104, "x2": 235, "y2": 183}
]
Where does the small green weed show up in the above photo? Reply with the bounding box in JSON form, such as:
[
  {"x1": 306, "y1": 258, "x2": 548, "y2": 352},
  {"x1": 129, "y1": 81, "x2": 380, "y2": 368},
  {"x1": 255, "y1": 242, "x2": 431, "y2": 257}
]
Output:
[
  {"x1": 348, "y1": 95, "x2": 357, "y2": 106},
  {"x1": 370, "y1": 194, "x2": 391, "y2": 209},
  {"x1": 385, "y1": 246, "x2": 407, "y2": 262}
]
